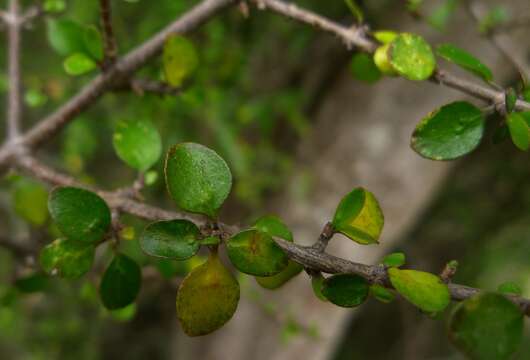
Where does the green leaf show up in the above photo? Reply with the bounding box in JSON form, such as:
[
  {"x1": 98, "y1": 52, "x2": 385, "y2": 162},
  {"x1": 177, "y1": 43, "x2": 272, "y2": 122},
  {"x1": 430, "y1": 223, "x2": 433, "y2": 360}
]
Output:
[
  {"x1": 176, "y1": 252, "x2": 239, "y2": 336},
  {"x1": 40, "y1": 239, "x2": 95, "y2": 279},
  {"x1": 373, "y1": 30, "x2": 397, "y2": 44},
  {"x1": 165, "y1": 143, "x2": 232, "y2": 218},
  {"x1": 507, "y1": 113, "x2": 530, "y2": 151},
  {"x1": 478, "y1": 6, "x2": 510, "y2": 34},
  {"x1": 497, "y1": 282, "x2": 522, "y2": 296},
  {"x1": 12, "y1": 178, "x2": 48, "y2": 226},
  {"x1": 140, "y1": 220, "x2": 200, "y2": 260},
  {"x1": 83, "y1": 26, "x2": 104, "y2": 61},
  {"x1": 321, "y1": 274, "x2": 369, "y2": 307},
  {"x1": 253, "y1": 215, "x2": 293, "y2": 242},
  {"x1": 47, "y1": 19, "x2": 85, "y2": 56},
  {"x1": 15, "y1": 273, "x2": 50, "y2": 293},
  {"x1": 350, "y1": 53, "x2": 382, "y2": 83},
  {"x1": 373, "y1": 44, "x2": 397, "y2": 76},
  {"x1": 427, "y1": 0, "x2": 458, "y2": 31},
  {"x1": 24, "y1": 89, "x2": 48, "y2": 108},
  {"x1": 505, "y1": 88, "x2": 517, "y2": 114},
  {"x1": 64, "y1": 53, "x2": 97, "y2": 76},
  {"x1": 332, "y1": 188, "x2": 384, "y2": 245},
  {"x1": 44, "y1": 0, "x2": 66, "y2": 13},
  {"x1": 100, "y1": 254, "x2": 142, "y2": 310},
  {"x1": 255, "y1": 261, "x2": 303, "y2": 290},
  {"x1": 227, "y1": 229, "x2": 288, "y2": 276},
  {"x1": 382, "y1": 252, "x2": 405, "y2": 267},
  {"x1": 48, "y1": 187, "x2": 111, "y2": 243},
  {"x1": 370, "y1": 284, "x2": 395, "y2": 303},
  {"x1": 388, "y1": 268, "x2": 450, "y2": 313},
  {"x1": 110, "y1": 303, "x2": 137, "y2": 322},
  {"x1": 344, "y1": 0, "x2": 364, "y2": 23},
  {"x1": 113, "y1": 119, "x2": 162, "y2": 171},
  {"x1": 436, "y1": 43, "x2": 493, "y2": 82},
  {"x1": 449, "y1": 293, "x2": 523, "y2": 360},
  {"x1": 163, "y1": 35, "x2": 198, "y2": 87},
  {"x1": 311, "y1": 273, "x2": 328, "y2": 302},
  {"x1": 411, "y1": 101, "x2": 485, "y2": 160},
  {"x1": 389, "y1": 33, "x2": 436, "y2": 81}
]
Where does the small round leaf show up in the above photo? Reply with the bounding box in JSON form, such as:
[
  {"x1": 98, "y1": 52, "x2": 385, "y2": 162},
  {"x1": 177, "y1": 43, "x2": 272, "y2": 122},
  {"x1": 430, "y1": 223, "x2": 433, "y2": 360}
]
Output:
[
  {"x1": 321, "y1": 274, "x2": 369, "y2": 307},
  {"x1": 49, "y1": 187, "x2": 111, "y2": 243},
  {"x1": 113, "y1": 119, "x2": 162, "y2": 171},
  {"x1": 40, "y1": 239, "x2": 95, "y2": 279},
  {"x1": 140, "y1": 220, "x2": 200, "y2": 260},
  {"x1": 332, "y1": 188, "x2": 384, "y2": 245},
  {"x1": 507, "y1": 113, "x2": 530, "y2": 151},
  {"x1": 165, "y1": 143, "x2": 232, "y2": 218},
  {"x1": 226, "y1": 229, "x2": 288, "y2": 276},
  {"x1": 389, "y1": 33, "x2": 436, "y2": 81},
  {"x1": 163, "y1": 35, "x2": 198, "y2": 87},
  {"x1": 176, "y1": 252, "x2": 239, "y2": 336},
  {"x1": 12, "y1": 178, "x2": 48, "y2": 226},
  {"x1": 388, "y1": 268, "x2": 450, "y2": 313},
  {"x1": 411, "y1": 101, "x2": 485, "y2": 160},
  {"x1": 449, "y1": 292, "x2": 524, "y2": 360},
  {"x1": 100, "y1": 254, "x2": 142, "y2": 310},
  {"x1": 63, "y1": 53, "x2": 97, "y2": 76},
  {"x1": 382, "y1": 252, "x2": 406, "y2": 267}
]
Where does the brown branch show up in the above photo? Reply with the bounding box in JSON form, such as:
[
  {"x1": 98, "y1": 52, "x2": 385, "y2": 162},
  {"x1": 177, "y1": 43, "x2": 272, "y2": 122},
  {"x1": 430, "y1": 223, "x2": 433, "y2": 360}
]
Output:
[
  {"x1": 99, "y1": 0, "x2": 118, "y2": 65},
  {"x1": 0, "y1": 0, "x2": 235, "y2": 168},
  {"x1": 251, "y1": 0, "x2": 530, "y2": 112},
  {"x1": 10, "y1": 153, "x2": 530, "y2": 317},
  {"x1": 6, "y1": 0, "x2": 22, "y2": 141}
]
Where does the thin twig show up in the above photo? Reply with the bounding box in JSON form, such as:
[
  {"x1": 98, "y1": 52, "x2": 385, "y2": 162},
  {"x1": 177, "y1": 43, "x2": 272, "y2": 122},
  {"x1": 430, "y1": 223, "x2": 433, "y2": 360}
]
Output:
[
  {"x1": 6, "y1": 0, "x2": 22, "y2": 141},
  {"x1": 99, "y1": 0, "x2": 118, "y2": 66},
  {"x1": 129, "y1": 78, "x2": 182, "y2": 96}
]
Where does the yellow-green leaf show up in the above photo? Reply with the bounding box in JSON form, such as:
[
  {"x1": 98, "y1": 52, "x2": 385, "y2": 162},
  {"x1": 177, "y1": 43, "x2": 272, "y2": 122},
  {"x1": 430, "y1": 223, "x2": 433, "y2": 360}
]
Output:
[{"x1": 163, "y1": 35, "x2": 198, "y2": 87}]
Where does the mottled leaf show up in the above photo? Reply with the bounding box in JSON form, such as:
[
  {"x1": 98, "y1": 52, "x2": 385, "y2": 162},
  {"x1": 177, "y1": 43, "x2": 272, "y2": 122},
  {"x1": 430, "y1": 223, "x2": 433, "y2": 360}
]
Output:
[
  {"x1": 40, "y1": 239, "x2": 95, "y2": 279},
  {"x1": 389, "y1": 33, "x2": 436, "y2": 81}
]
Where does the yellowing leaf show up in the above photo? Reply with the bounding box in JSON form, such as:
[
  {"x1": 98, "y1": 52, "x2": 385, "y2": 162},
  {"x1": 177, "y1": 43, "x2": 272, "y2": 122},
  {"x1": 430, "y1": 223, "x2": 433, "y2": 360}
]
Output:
[{"x1": 163, "y1": 35, "x2": 198, "y2": 87}]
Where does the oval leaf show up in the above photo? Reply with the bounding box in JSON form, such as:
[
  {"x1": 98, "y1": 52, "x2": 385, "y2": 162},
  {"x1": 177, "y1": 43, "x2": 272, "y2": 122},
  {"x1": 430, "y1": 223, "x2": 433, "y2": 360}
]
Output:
[
  {"x1": 83, "y1": 25, "x2": 103, "y2": 61},
  {"x1": 140, "y1": 219, "x2": 200, "y2": 260},
  {"x1": 389, "y1": 33, "x2": 436, "y2": 81},
  {"x1": 388, "y1": 268, "x2": 450, "y2": 313},
  {"x1": 163, "y1": 35, "x2": 198, "y2": 87},
  {"x1": 49, "y1": 187, "x2": 111, "y2": 243},
  {"x1": 226, "y1": 229, "x2": 288, "y2": 276},
  {"x1": 113, "y1": 119, "x2": 162, "y2": 171},
  {"x1": 40, "y1": 239, "x2": 95, "y2": 279},
  {"x1": 507, "y1": 112, "x2": 530, "y2": 151},
  {"x1": 176, "y1": 252, "x2": 239, "y2": 336},
  {"x1": 165, "y1": 143, "x2": 232, "y2": 218},
  {"x1": 382, "y1": 252, "x2": 406, "y2": 267},
  {"x1": 253, "y1": 215, "x2": 293, "y2": 242},
  {"x1": 63, "y1": 53, "x2": 97, "y2": 76},
  {"x1": 449, "y1": 293, "x2": 524, "y2": 360},
  {"x1": 411, "y1": 101, "x2": 485, "y2": 160},
  {"x1": 255, "y1": 261, "x2": 303, "y2": 290},
  {"x1": 437, "y1": 43, "x2": 493, "y2": 82},
  {"x1": 332, "y1": 188, "x2": 384, "y2": 245},
  {"x1": 100, "y1": 254, "x2": 142, "y2": 310},
  {"x1": 321, "y1": 274, "x2": 369, "y2": 307},
  {"x1": 12, "y1": 178, "x2": 49, "y2": 226}
]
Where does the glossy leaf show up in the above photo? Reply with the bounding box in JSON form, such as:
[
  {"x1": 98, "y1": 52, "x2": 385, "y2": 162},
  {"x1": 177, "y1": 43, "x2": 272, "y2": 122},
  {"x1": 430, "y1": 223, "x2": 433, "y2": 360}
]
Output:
[
  {"x1": 321, "y1": 274, "x2": 369, "y2": 307},
  {"x1": 176, "y1": 252, "x2": 239, "y2": 336},
  {"x1": 382, "y1": 252, "x2": 405, "y2": 267},
  {"x1": 332, "y1": 188, "x2": 384, "y2": 245},
  {"x1": 411, "y1": 101, "x2": 485, "y2": 160},
  {"x1": 165, "y1": 143, "x2": 232, "y2": 218},
  {"x1": 507, "y1": 113, "x2": 530, "y2": 151},
  {"x1": 255, "y1": 261, "x2": 303, "y2": 290},
  {"x1": 140, "y1": 220, "x2": 200, "y2": 260},
  {"x1": 449, "y1": 293, "x2": 523, "y2": 360},
  {"x1": 388, "y1": 268, "x2": 450, "y2": 313},
  {"x1": 389, "y1": 33, "x2": 436, "y2": 81},
  {"x1": 253, "y1": 215, "x2": 293, "y2": 242},
  {"x1": 163, "y1": 35, "x2": 198, "y2": 87},
  {"x1": 113, "y1": 119, "x2": 162, "y2": 171},
  {"x1": 100, "y1": 254, "x2": 142, "y2": 310},
  {"x1": 48, "y1": 187, "x2": 111, "y2": 243},
  {"x1": 64, "y1": 53, "x2": 97, "y2": 76},
  {"x1": 40, "y1": 239, "x2": 95, "y2": 279},
  {"x1": 350, "y1": 53, "x2": 382, "y2": 83},
  {"x1": 12, "y1": 178, "x2": 48, "y2": 226},
  {"x1": 226, "y1": 229, "x2": 288, "y2": 276},
  {"x1": 436, "y1": 43, "x2": 493, "y2": 82}
]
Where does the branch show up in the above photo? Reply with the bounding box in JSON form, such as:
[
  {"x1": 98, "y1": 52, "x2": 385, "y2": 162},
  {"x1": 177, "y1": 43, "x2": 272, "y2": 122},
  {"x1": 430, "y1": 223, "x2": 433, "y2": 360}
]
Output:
[
  {"x1": 0, "y1": 0, "x2": 235, "y2": 167},
  {"x1": 99, "y1": 0, "x2": 118, "y2": 65},
  {"x1": 6, "y1": 0, "x2": 22, "y2": 141},
  {"x1": 11, "y1": 154, "x2": 530, "y2": 317},
  {"x1": 129, "y1": 78, "x2": 182, "y2": 97},
  {"x1": 250, "y1": 0, "x2": 530, "y2": 112}
]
